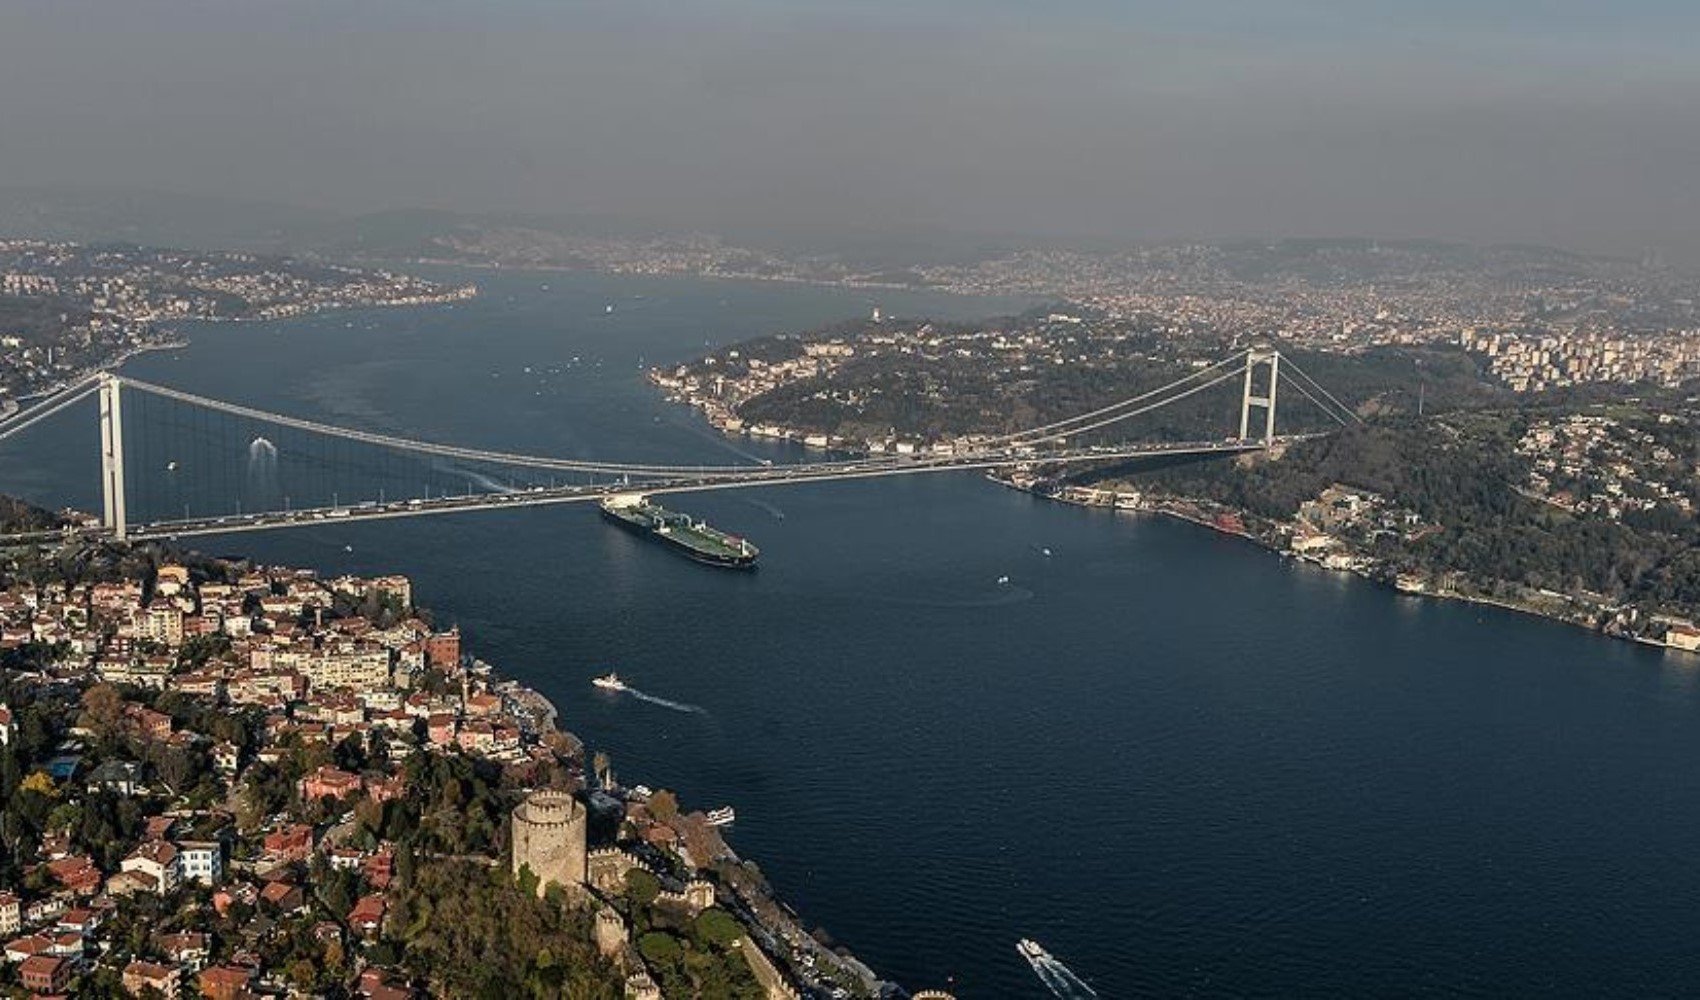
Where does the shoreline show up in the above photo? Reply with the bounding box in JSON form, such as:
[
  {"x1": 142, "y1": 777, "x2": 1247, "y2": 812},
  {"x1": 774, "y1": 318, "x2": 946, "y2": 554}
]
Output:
[
  {"x1": 994, "y1": 474, "x2": 1697, "y2": 657},
  {"x1": 388, "y1": 254, "x2": 982, "y2": 297},
  {"x1": 648, "y1": 356, "x2": 1700, "y2": 662},
  {"x1": 470, "y1": 645, "x2": 887, "y2": 996},
  {"x1": 3, "y1": 284, "x2": 477, "y2": 406}
]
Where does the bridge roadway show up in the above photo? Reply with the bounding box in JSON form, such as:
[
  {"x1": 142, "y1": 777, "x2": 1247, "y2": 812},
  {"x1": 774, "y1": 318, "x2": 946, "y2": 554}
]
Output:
[{"x1": 113, "y1": 436, "x2": 1311, "y2": 541}]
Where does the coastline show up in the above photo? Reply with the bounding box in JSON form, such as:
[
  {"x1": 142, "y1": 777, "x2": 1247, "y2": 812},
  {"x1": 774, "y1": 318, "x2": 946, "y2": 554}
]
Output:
[
  {"x1": 993, "y1": 474, "x2": 1697, "y2": 657},
  {"x1": 666, "y1": 362, "x2": 1700, "y2": 661},
  {"x1": 390, "y1": 254, "x2": 965, "y2": 296},
  {"x1": 468, "y1": 634, "x2": 888, "y2": 995},
  {"x1": 2, "y1": 284, "x2": 477, "y2": 406}
]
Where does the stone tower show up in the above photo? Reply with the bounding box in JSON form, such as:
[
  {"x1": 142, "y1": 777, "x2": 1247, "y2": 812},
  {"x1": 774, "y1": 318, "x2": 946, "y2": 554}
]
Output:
[
  {"x1": 593, "y1": 906, "x2": 627, "y2": 960},
  {"x1": 510, "y1": 789, "x2": 587, "y2": 897}
]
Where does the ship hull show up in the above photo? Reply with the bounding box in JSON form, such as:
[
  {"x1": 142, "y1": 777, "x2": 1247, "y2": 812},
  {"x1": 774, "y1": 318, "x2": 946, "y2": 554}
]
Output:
[{"x1": 600, "y1": 504, "x2": 758, "y2": 570}]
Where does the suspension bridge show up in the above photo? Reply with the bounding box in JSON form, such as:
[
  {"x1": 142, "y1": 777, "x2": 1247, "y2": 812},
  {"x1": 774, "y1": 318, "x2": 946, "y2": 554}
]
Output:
[{"x1": 0, "y1": 346, "x2": 1358, "y2": 542}]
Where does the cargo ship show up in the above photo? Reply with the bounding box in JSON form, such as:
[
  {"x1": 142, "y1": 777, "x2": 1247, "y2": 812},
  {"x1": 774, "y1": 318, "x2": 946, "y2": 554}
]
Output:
[{"x1": 600, "y1": 494, "x2": 759, "y2": 569}]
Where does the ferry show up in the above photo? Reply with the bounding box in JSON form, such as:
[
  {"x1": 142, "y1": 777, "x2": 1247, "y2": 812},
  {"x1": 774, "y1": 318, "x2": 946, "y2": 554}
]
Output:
[
  {"x1": 705, "y1": 806, "x2": 736, "y2": 826},
  {"x1": 1017, "y1": 938, "x2": 1051, "y2": 963},
  {"x1": 592, "y1": 672, "x2": 627, "y2": 692}
]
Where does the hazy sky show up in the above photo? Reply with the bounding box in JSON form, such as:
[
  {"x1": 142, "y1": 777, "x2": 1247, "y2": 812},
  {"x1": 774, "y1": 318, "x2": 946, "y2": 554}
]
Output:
[{"x1": 2, "y1": 0, "x2": 1697, "y2": 256}]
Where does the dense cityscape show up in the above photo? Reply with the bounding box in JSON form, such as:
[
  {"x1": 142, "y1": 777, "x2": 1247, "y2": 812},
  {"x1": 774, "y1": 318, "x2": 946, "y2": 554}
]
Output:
[
  {"x1": 0, "y1": 533, "x2": 931, "y2": 998},
  {"x1": 394, "y1": 229, "x2": 1700, "y2": 392}
]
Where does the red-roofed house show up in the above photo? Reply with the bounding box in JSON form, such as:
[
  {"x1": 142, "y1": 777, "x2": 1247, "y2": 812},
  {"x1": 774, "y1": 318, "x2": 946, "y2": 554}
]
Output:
[
  {"x1": 199, "y1": 963, "x2": 255, "y2": 1000},
  {"x1": 122, "y1": 960, "x2": 182, "y2": 997},
  {"x1": 155, "y1": 931, "x2": 209, "y2": 970},
  {"x1": 259, "y1": 881, "x2": 306, "y2": 914},
  {"x1": 121, "y1": 840, "x2": 180, "y2": 894},
  {"x1": 347, "y1": 895, "x2": 386, "y2": 937},
  {"x1": 262, "y1": 825, "x2": 314, "y2": 862},
  {"x1": 19, "y1": 953, "x2": 70, "y2": 993},
  {"x1": 45, "y1": 855, "x2": 102, "y2": 896},
  {"x1": 363, "y1": 850, "x2": 395, "y2": 890},
  {"x1": 5, "y1": 933, "x2": 52, "y2": 962},
  {"x1": 298, "y1": 765, "x2": 362, "y2": 802}
]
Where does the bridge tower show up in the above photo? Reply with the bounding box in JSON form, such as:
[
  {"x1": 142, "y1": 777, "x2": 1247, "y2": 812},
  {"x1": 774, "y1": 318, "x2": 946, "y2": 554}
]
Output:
[
  {"x1": 1238, "y1": 348, "x2": 1280, "y2": 445},
  {"x1": 98, "y1": 374, "x2": 127, "y2": 540}
]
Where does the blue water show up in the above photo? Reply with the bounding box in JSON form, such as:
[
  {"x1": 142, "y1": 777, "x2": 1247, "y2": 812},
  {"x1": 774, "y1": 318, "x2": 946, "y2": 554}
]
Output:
[{"x1": 5, "y1": 270, "x2": 1700, "y2": 997}]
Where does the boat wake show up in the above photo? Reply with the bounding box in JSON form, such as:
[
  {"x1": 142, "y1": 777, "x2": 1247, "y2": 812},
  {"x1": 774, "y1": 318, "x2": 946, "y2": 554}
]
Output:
[
  {"x1": 1021, "y1": 948, "x2": 1098, "y2": 999},
  {"x1": 623, "y1": 687, "x2": 706, "y2": 714},
  {"x1": 434, "y1": 462, "x2": 520, "y2": 495},
  {"x1": 665, "y1": 415, "x2": 772, "y2": 466},
  {"x1": 744, "y1": 498, "x2": 786, "y2": 521}
]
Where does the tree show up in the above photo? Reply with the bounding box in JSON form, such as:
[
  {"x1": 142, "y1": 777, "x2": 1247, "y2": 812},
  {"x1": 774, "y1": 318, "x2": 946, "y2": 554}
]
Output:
[
  {"x1": 637, "y1": 930, "x2": 682, "y2": 966},
  {"x1": 20, "y1": 770, "x2": 57, "y2": 796},
  {"x1": 625, "y1": 868, "x2": 661, "y2": 907},
  {"x1": 382, "y1": 859, "x2": 621, "y2": 998},
  {"x1": 693, "y1": 908, "x2": 744, "y2": 949},
  {"x1": 680, "y1": 814, "x2": 720, "y2": 869},
  {"x1": 79, "y1": 682, "x2": 125, "y2": 741},
  {"x1": 648, "y1": 789, "x2": 678, "y2": 825},
  {"x1": 46, "y1": 800, "x2": 81, "y2": 834}
]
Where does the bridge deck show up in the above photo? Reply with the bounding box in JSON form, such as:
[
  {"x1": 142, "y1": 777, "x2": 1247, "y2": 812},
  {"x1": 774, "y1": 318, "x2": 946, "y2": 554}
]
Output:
[{"x1": 104, "y1": 437, "x2": 1304, "y2": 541}]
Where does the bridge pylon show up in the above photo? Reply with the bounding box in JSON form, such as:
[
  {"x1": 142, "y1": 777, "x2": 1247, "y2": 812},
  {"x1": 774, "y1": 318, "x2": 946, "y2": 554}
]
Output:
[
  {"x1": 1238, "y1": 348, "x2": 1280, "y2": 445},
  {"x1": 98, "y1": 374, "x2": 127, "y2": 540}
]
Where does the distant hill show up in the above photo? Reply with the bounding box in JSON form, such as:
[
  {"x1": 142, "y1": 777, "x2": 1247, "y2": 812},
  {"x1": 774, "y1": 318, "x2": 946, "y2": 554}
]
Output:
[
  {"x1": 0, "y1": 185, "x2": 337, "y2": 254},
  {"x1": 0, "y1": 185, "x2": 1676, "y2": 283}
]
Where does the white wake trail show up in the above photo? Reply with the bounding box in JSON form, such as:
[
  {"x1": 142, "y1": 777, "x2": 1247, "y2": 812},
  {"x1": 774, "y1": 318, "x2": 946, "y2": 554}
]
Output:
[
  {"x1": 434, "y1": 461, "x2": 521, "y2": 495},
  {"x1": 1022, "y1": 952, "x2": 1099, "y2": 999},
  {"x1": 623, "y1": 687, "x2": 706, "y2": 714}
]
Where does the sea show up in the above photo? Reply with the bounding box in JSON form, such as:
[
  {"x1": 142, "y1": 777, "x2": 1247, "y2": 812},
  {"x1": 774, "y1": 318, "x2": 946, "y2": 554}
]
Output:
[{"x1": 5, "y1": 269, "x2": 1700, "y2": 998}]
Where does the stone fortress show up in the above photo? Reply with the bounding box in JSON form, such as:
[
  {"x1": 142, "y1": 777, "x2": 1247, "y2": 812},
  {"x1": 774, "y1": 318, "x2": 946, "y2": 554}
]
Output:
[
  {"x1": 509, "y1": 787, "x2": 957, "y2": 1000},
  {"x1": 509, "y1": 788, "x2": 587, "y2": 896}
]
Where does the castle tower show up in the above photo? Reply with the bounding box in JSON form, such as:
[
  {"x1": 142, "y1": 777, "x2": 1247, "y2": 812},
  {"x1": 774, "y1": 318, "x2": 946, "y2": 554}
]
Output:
[
  {"x1": 594, "y1": 906, "x2": 627, "y2": 960},
  {"x1": 510, "y1": 789, "x2": 587, "y2": 897}
]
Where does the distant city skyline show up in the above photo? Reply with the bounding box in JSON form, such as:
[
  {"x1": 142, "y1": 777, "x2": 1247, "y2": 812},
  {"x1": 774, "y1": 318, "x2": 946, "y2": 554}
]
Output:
[{"x1": 1, "y1": 0, "x2": 1697, "y2": 260}]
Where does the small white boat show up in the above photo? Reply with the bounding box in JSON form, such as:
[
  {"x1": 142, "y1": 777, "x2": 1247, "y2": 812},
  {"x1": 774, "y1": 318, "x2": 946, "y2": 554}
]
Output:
[
  {"x1": 706, "y1": 806, "x2": 736, "y2": 826},
  {"x1": 1017, "y1": 938, "x2": 1050, "y2": 962},
  {"x1": 629, "y1": 784, "x2": 653, "y2": 801},
  {"x1": 593, "y1": 672, "x2": 627, "y2": 692},
  {"x1": 997, "y1": 575, "x2": 1011, "y2": 585}
]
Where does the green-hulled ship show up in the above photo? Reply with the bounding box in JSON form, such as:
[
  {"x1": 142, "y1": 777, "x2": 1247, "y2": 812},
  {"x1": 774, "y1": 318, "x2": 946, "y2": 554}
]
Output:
[{"x1": 599, "y1": 494, "x2": 759, "y2": 569}]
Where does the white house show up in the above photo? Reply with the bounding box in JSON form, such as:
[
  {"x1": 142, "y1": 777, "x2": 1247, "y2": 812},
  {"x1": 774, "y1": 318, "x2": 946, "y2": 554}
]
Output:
[
  {"x1": 176, "y1": 841, "x2": 223, "y2": 887},
  {"x1": 120, "y1": 841, "x2": 180, "y2": 894}
]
